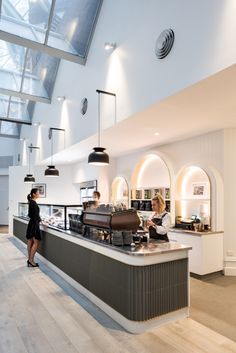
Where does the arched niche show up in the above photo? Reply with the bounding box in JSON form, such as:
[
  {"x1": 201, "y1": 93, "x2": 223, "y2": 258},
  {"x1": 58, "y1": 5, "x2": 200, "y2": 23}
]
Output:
[
  {"x1": 175, "y1": 166, "x2": 211, "y2": 226},
  {"x1": 111, "y1": 176, "x2": 129, "y2": 208},
  {"x1": 131, "y1": 153, "x2": 171, "y2": 212}
]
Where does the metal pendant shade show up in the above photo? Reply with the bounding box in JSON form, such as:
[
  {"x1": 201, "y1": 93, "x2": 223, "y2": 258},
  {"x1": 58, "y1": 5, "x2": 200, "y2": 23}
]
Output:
[
  {"x1": 24, "y1": 174, "x2": 35, "y2": 183},
  {"x1": 88, "y1": 147, "x2": 109, "y2": 165},
  {"x1": 44, "y1": 165, "x2": 59, "y2": 177},
  {"x1": 88, "y1": 90, "x2": 116, "y2": 166}
]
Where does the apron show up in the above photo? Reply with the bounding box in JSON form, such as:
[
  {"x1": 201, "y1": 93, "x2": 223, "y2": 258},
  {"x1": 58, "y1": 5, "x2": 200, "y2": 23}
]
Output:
[{"x1": 149, "y1": 212, "x2": 169, "y2": 242}]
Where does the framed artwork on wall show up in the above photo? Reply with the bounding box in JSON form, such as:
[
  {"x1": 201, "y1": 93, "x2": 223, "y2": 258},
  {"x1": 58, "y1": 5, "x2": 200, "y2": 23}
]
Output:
[
  {"x1": 32, "y1": 183, "x2": 46, "y2": 198},
  {"x1": 191, "y1": 182, "x2": 207, "y2": 199}
]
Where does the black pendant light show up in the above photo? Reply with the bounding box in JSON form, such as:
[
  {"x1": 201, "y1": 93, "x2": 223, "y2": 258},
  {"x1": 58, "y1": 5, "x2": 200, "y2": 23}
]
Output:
[
  {"x1": 44, "y1": 165, "x2": 59, "y2": 177},
  {"x1": 24, "y1": 174, "x2": 35, "y2": 183},
  {"x1": 44, "y1": 127, "x2": 65, "y2": 177},
  {"x1": 24, "y1": 144, "x2": 40, "y2": 183},
  {"x1": 88, "y1": 147, "x2": 109, "y2": 165},
  {"x1": 88, "y1": 89, "x2": 116, "y2": 166}
]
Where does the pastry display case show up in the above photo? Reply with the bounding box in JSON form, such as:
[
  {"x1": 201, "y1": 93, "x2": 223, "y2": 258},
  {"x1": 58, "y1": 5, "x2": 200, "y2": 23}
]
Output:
[{"x1": 18, "y1": 202, "x2": 82, "y2": 230}]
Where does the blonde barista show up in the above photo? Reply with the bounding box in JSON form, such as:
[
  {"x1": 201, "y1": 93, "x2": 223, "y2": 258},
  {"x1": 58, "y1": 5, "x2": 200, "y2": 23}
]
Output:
[{"x1": 147, "y1": 193, "x2": 171, "y2": 242}]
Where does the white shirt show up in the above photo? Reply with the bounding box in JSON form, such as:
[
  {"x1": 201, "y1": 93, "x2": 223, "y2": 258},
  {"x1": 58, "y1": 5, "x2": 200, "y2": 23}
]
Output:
[{"x1": 148, "y1": 211, "x2": 171, "y2": 235}]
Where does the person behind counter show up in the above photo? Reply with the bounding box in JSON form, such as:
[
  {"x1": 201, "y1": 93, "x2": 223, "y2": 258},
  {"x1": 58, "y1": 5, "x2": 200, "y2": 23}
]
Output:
[
  {"x1": 147, "y1": 193, "x2": 171, "y2": 242},
  {"x1": 26, "y1": 188, "x2": 41, "y2": 267},
  {"x1": 93, "y1": 191, "x2": 100, "y2": 202}
]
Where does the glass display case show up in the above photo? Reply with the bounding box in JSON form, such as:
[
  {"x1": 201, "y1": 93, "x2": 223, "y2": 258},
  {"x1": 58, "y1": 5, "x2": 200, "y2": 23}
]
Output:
[{"x1": 18, "y1": 203, "x2": 83, "y2": 230}]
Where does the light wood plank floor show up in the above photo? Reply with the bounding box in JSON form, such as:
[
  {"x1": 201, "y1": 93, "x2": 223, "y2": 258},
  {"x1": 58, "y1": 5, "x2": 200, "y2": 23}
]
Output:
[{"x1": 1, "y1": 233, "x2": 236, "y2": 353}]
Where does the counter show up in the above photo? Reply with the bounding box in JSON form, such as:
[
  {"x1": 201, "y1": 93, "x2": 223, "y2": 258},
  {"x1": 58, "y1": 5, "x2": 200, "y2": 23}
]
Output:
[
  {"x1": 13, "y1": 216, "x2": 191, "y2": 333},
  {"x1": 169, "y1": 228, "x2": 224, "y2": 277},
  {"x1": 169, "y1": 228, "x2": 223, "y2": 236}
]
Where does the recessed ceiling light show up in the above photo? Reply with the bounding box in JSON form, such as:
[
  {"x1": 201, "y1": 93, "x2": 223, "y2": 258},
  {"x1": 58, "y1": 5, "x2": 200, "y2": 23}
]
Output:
[{"x1": 154, "y1": 132, "x2": 160, "y2": 136}]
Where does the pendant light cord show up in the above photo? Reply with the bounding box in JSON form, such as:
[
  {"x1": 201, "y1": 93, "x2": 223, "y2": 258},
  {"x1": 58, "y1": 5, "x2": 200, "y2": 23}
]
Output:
[
  {"x1": 51, "y1": 130, "x2": 53, "y2": 165},
  {"x1": 28, "y1": 148, "x2": 31, "y2": 174},
  {"x1": 98, "y1": 92, "x2": 101, "y2": 147},
  {"x1": 114, "y1": 95, "x2": 117, "y2": 124}
]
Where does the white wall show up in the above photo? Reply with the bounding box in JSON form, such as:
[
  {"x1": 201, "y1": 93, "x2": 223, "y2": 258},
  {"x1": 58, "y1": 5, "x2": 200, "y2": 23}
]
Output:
[
  {"x1": 0, "y1": 176, "x2": 9, "y2": 225},
  {"x1": 71, "y1": 157, "x2": 117, "y2": 204},
  {"x1": 71, "y1": 131, "x2": 221, "y2": 229},
  {"x1": 20, "y1": 0, "x2": 236, "y2": 161},
  {"x1": 0, "y1": 138, "x2": 19, "y2": 166},
  {"x1": 224, "y1": 129, "x2": 236, "y2": 257},
  {"x1": 136, "y1": 155, "x2": 170, "y2": 189}
]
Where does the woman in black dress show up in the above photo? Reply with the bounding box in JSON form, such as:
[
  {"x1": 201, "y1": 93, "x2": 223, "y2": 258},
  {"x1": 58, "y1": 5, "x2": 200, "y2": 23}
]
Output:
[{"x1": 26, "y1": 188, "x2": 41, "y2": 267}]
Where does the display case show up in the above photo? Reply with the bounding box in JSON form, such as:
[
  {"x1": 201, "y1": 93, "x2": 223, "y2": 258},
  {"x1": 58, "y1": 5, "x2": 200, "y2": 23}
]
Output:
[{"x1": 18, "y1": 203, "x2": 83, "y2": 230}]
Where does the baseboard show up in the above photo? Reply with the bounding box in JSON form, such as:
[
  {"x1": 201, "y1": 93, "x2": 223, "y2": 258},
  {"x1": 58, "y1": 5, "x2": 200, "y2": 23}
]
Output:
[
  {"x1": 190, "y1": 270, "x2": 224, "y2": 280},
  {"x1": 224, "y1": 256, "x2": 236, "y2": 276}
]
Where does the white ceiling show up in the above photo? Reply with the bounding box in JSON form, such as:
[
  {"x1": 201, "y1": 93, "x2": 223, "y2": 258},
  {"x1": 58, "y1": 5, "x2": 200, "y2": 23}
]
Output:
[{"x1": 44, "y1": 64, "x2": 236, "y2": 165}]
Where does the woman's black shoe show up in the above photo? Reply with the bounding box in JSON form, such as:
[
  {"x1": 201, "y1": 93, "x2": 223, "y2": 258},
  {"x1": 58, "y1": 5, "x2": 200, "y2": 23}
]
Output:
[{"x1": 27, "y1": 260, "x2": 39, "y2": 267}]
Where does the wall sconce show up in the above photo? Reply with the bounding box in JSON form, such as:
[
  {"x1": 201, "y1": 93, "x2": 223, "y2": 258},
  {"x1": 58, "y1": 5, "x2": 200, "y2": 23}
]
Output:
[
  {"x1": 104, "y1": 42, "x2": 116, "y2": 51},
  {"x1": 44, "y1": 127, "x2": 65, "y2": 177},
  {"x1": 57, "y1": 96, "x2": 66, "y2": 102},
  {"x1": 24, "y1": 144, "x2": 40, "y2": 183},
  {"x1": 88, "y1": 89, "x2": 116, "y2": 166}
]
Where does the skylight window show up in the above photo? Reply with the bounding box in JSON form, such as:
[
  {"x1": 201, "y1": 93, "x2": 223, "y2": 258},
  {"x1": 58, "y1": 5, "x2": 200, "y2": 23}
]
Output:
[
  {"x1": 0, "y1": 39, "x2": 59, "y2": 102},
  {"x1": 0, "y1": 0, "x2": 103, "y2": 64}
]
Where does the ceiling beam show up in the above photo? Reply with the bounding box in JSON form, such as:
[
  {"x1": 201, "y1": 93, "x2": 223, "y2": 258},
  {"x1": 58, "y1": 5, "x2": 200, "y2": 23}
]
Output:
[
  {"x1": 0, "y1": 87, "x2": 50, "y2": 103},
  {"x1": 0, "y1": 117, "x2": 32, "y2": 125},
  {"x1": 0, "y1": 30, "x2": 86, "y2": 65}
]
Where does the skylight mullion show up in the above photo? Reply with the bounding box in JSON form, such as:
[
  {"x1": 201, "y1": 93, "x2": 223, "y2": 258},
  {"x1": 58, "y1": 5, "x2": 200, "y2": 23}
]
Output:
[
  {"x1": 0, "y1": 117, "x2": 31, "y2": 125},
  {"x1": 6, "y1": 94, "x2": 10, "y2": 117},
  {"x1": 44, "y1": 0, "x2": 56, "y2": 45},
  {"x1": 19, "y1": 47, "x2": 28, "y2": 93},
  {"x1": 0, "y1": 132, "x2": 19, "y2": 138}
]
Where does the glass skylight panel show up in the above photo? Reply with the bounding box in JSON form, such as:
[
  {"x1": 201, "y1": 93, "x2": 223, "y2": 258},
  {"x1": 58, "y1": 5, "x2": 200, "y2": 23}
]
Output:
[
  {"x1": 0, "y1": 0, "x2": 103, "y2": 64},
  {"x1": 47, "y1": 0, "x2": 102, "y2": 57},
  {"x1": 0, "y1": 94, "x2": 9, "y2": 117},
  {"x1": 0, "y1": 39, "x2": 59, "y2": 101},
  {"x1": 0, "y1": 120, "x2": 19, "y2": 135},
  {"x1": 0, "y1": 40, "x2": 25, "y2": 91},
  {"x1": 0, "y1": 95, "x2": 33, "y2": 123},
  {"x1": 8, "y1": 97, "x2": 30, "y2": 121},
  {"x1": 22, "y1": 48, "x2": 59, "y2": 98},
  {"x1": 0, "y1": 0, "x2": 52, "y2": 43}
]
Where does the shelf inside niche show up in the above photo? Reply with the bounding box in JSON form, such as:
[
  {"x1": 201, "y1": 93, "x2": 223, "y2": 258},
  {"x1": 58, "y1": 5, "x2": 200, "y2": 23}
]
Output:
[{"x1": 176, "y1": 198, "x2": 210, "y2": 201}]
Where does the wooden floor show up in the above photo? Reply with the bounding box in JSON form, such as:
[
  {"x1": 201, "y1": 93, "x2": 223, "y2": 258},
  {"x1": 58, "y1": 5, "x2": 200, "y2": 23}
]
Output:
[
  {"x1": 1, "y1": 233, "x2": 236, "y2": 353},
  {"x1": 0, "y1": 225, "x2": 8, "y2": 233}
]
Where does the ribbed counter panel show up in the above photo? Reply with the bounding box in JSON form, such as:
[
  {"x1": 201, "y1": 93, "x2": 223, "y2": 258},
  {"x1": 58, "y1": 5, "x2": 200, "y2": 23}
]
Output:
[
  {"x1": 13, "y1": 218, "x2": 189, "y2": 322},
  {"x1": 128, "y1": 259, "x2": 188, "y2": 320}
]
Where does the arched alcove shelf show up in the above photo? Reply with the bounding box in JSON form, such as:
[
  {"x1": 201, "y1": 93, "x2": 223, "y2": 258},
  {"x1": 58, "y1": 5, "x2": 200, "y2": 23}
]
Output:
[
  {"x1": 131, "y1": 153, "x2": 171, "y2": 213},
  {"x1": 175, "y1": 166, "x2": 211, "y2": 228},
  {"x1": 111, "y1": 176, "x2": 129, "y2": 208}
]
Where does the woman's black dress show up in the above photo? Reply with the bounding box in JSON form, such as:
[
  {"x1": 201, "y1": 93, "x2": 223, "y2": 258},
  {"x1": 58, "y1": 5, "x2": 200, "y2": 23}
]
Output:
[{"x1": 26, "y1": 200, "x2": 41, "y2": 240}]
